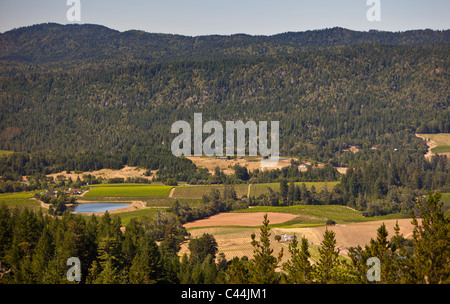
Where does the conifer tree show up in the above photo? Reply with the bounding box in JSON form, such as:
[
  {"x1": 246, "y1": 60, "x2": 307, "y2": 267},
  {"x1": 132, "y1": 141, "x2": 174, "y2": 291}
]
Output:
[
  {"x1": 92, "y1": 236, "x2": 123, "y2": 284},
  {"x1": 409, "y1": 192, "x2": 449, "y2": 283},
  {"x1": 129, "y1": 236, "x2": 163, "y2": 284},
  {"x1": 31, "y1": 227, "x2": 54, "y2": 283},
  {"x1": 178, "y1": 253, "x2": 191, "y2": 284},
  {"x1": 315, "y1": 229, "x2": 342, "y2": 283},
  {"x1": 282, "y1": 236, "x2": 313, "y2": 283},
  {"x1": 365, "y1": 223, "x2": 392, "y2": 283},
  {"x1": 201, "y1": 254, "x2": 218, "y2": 284},
  {"x1": 280, "y1": 178, "x2": 288, "y2": 203},
  {"x1": 248, "y1": 214, "x2": 283, "y2": 284},
  {"x1": 188, "y1": 233, "x2": 218, "y2": 264},
  {"x1": 388, "y1": 220, "x2": 410, "y2": 283},
  {"x1": 0, "y1": 204, "x2": 12, "y2": 258},
  {"x1": 122, "y1": 218, "x2": 141, "y2": 267},
  {"x1": 287, "y1": 180, "x2": 295, "y2": 204},
  {"x1": 225, "y1": 257, "x2": 250, "y2": 284}
]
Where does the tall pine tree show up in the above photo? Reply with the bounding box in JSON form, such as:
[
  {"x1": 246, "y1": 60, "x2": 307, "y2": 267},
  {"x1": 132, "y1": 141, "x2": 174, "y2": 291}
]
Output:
[{"x1": 248, "y1": 214, "x2": 283, "y2": 284}]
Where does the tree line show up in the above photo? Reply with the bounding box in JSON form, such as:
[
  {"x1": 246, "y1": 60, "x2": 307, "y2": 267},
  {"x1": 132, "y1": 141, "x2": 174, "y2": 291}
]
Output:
[
  {"x1": 2, "y1": 24, "x2": 448, "y2": 74},
  {"x1": 0, "y1": 192, "x2": 448, "y2": 284}
]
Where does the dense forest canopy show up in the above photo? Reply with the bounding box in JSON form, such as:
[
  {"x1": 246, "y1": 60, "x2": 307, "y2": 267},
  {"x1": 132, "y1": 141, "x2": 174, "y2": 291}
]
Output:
[
  {"x1": 1, "y1": 24, "x2": 449, "y2": 71},
  {"x1": 0, "y1": 29, "x2": 449, "y2": 149},
  {"x1": 0, "y1": 24, "x2": 449, "y2": 188}
]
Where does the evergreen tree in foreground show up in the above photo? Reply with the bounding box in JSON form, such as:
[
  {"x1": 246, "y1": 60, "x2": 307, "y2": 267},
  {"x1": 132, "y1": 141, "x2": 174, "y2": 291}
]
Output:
[
  {"x1": 248, "y1": 214, "x2": 283, "y2": 284},
  {"x1": 129, "y1": 236, "x2": 163, "y2": 284},
  {"x1": 282, "y1": 236, "x2": 313, "y2": 283},
  {"x1": 314, "y1": 229, "x2": 345, "y2": 283},
  {"x1": 408, "y1": 192, "x2": 449, "y2": 284}
]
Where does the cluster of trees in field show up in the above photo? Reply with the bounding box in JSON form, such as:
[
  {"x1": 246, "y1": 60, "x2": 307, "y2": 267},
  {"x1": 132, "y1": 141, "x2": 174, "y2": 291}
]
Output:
[
  {"x1": 0, "y1": 172, "x2": 106, "y2": 195},
  {"x1": 186, "y1": 163, "x2": 340, "y2": 186},
  {"x1": 0, "y1": 149, "x2": 197, "y2": 181},
  {"x1": 250, "y1": 180, "x2": 344, "y2": 207},
  {"x1": 34, "y1": 191, "x2": 76, "y2": 216},
  {"x1": 337, "y1": 154, "x2": 450, "y2": 216},
  {"x1": 0, "y1": 192, "x2": 448, "y2": 284}
]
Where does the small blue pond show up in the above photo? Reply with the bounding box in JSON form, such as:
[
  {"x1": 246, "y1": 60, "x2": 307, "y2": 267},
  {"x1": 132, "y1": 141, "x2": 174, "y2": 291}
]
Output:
[{"x1": 71, "y1": 203, "x2": 131, "y2": 213}]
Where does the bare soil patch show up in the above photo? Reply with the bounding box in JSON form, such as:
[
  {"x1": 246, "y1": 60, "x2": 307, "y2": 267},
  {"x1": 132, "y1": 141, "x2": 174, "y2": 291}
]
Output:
[
  {"x1": 181, "y1": 218, "x2": 419, "y2": 263},
  {"x1": 416, "y1": 133, "x2": 450, "y2": 159},
  {"x1": 416, "y1": 133, "x2": 438, "y2": 159},
  {"x1": 47, "y1": 165, "x2": 153, "y2": 181},
  {"x1": 342, "y1": 145, "x2": 361, "y2": 153},
  {"x1": 276, "y1": 218, "x2": 418, "y2": 258},
  {"x1": 184, "y1": 212, "x2": 298, "y2": 228},
  {"x1": 179, "y1": 226, "x2": 287, "y2": 263},
  {"x1": 186, "y1": 156, "x2": 293, "y2": 175},
  {"x1": 336, "y1": 167, "x2": 349, "y2": 174}
]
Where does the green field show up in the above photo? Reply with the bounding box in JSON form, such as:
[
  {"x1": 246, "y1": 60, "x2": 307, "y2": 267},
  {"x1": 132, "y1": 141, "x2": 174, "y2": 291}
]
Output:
[
  {"x1": 232, "y1": 204, "x2": 406, "y2": 227},
  {"x1": 88, "y1": 183, "x2": 164, "y2": 187},
  {"x1": 250, "y1": 181, "x2": 339, "y2": 198},
  {"x1": 115, "y1": 208, "x2": 166, "y2": 226},
  {"x1": 441, "y1": 193, "x2": 450, "y2": 203},
  {"x1": 441, "y1": 193, "x2": 450, "y2": 215},
  {"x1": 84, "y1": 184, "x2": 173, "y2": 197},
  {"x1": 172, "y1": 184, "x2": 249, "y2": 199},
  {"x1": 431, "y1": 145, "x2": 450, "y2": 153},
  {"x1": 417, "y1": 133, "x2": 450, "y2": 154},
  {"x1": 0, "y1": 191, "x2": 40, "y2": 209},
  {"x1": 2, "y1": 181, "x2": 416, "y2": 228},
  {"x1": 0, "y1": 150, "x2": 14, "y2": 156},
  {"x1": 172, "y1": 181, "x2": 339, "y2": 200}
]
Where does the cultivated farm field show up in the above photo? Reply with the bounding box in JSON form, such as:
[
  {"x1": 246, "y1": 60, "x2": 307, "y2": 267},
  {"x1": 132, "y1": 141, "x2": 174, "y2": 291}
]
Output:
[
  {"x1": 0, "y1": 191, "x2": 40, "y2": 209},
  {"x1": 180, "y1": 226, "x2": 293, "y2": 264},
  {"x1": 171, "y1": 184, "x2": 249, "y2": 200},
  {"x1": 186, "y1": 156, "x2": 294, "y2": 175},
  {"x1": 171, "y1": 181, "x2": 339, "y2": 200},
  {"x1": 182, "y1": 212, "x2": 417, "y2": 262},
  {"x1": 416, "y1": 133, "x2": 450, "y2": 157},
  {"x1": 84, "y1": 184, "x2": 174, "y2": 197},
  {"x1": 232, "y1": 204, "x2": 378, "y2": 226},
  {"x1": 250, "y1": 181, "x2": 339, "y2": 198},
  {"x1": 184, "y1": 212, "x2": 298, "y2": 228}
]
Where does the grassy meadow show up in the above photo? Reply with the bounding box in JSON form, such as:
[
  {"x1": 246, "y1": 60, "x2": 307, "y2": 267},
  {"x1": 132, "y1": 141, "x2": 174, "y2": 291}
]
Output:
[
  {"x1": 417, "y1": 133, "x2": 450, "y2": 153},
  {"x1": 250, "y1": 181, "x2": 339, "y2": 198},
  {"x1": 171, "y1": 184, "x2": 249, "y2": 200},
  {"x1": 170, "y1": 181, "x2": 339, "y2": 200},
  {"x1": 440, "y1": 193, "x2": 450, "y2": 215},
  {"x1": 84, "y1": 184, "x2": 173, "y2": 197},
  {"x1": 116, "y1": 208, "x2": 166, "y2": 226},
  {"x1": 232, "y1": 204, "x2": 407, "y2": 227},
  {"x1": 0, "y1": 191, "x2": 40, "y2": 209}
]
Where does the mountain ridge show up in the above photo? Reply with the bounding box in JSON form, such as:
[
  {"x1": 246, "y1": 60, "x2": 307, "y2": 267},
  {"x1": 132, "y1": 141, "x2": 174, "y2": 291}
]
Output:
[{"x1": 1, "y1": 23, "x2": 449, "y2": 70}]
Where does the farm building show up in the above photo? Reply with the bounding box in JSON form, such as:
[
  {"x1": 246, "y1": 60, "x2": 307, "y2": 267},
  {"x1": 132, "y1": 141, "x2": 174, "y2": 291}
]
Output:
[{"x1": 281, "y1": 234, "x2": 295, "y2": 242}]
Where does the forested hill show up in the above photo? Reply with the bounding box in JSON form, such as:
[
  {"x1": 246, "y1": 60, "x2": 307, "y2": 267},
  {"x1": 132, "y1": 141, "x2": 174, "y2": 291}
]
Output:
[
  {"x1": 0, "y1": 23, "x2": 449, "y2": 71},
  {"x1": 0, "y1": 24, "x2": 449, "y2": 180}
]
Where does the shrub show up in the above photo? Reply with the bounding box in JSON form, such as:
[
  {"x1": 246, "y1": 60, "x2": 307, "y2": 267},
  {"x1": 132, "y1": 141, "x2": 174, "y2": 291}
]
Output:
[{"x1": 326, "y1": 219, "x2": 336, "y2": 226}]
